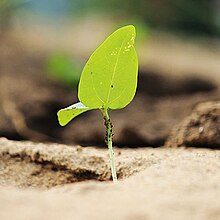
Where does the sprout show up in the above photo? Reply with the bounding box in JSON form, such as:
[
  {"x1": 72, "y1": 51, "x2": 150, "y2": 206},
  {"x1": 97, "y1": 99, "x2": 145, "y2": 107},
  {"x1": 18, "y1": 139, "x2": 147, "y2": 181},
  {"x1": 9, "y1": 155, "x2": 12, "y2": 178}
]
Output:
[{"x1": 57, "y1": 25, "x2": 138, "y2": 182}]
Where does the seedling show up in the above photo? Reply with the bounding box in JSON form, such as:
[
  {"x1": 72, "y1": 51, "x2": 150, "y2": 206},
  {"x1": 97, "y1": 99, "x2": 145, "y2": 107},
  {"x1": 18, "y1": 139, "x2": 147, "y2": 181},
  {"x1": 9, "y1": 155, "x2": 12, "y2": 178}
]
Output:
[{"x1": 57, "y1": 25, "x2": 138, "y2": 182}]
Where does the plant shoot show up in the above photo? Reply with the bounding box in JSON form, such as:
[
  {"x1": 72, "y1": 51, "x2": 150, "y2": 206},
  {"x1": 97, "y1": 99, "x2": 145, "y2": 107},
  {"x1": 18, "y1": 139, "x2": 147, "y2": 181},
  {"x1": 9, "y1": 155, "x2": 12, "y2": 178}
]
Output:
[{"x1": 57, "y1": 25, "x2": 138, "y2": 182}]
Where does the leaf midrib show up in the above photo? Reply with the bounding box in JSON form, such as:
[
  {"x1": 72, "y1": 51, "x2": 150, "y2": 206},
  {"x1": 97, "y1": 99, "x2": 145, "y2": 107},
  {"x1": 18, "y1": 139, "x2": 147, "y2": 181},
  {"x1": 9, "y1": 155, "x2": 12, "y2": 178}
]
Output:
[{"x1": 105, "y1": 31, "x2": 130, "y2": 107}]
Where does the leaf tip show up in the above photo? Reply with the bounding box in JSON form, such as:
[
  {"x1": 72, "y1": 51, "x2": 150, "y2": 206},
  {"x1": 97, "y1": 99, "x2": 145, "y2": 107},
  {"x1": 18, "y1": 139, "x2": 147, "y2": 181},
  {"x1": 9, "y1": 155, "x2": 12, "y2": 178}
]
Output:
[
  {"x1": 57, "y1": 110, "x2": 67, "y2": 127},
  {"x1": 123, "y1": 25, "x2": 136, "y2": 33}
]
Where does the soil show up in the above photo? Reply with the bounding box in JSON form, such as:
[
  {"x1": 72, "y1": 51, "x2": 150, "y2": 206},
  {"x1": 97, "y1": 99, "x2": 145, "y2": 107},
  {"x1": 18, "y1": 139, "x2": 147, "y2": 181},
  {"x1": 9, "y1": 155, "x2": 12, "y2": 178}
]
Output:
[
  {"x1": 0, "y1": 138, "x2": 220, "y2": 220},
  {"x1": 0, "y1": 138, "x2": 159, "y2": 188},
  {"x1": 166, "y1": 101, "x2": 220, "y2": 149}
]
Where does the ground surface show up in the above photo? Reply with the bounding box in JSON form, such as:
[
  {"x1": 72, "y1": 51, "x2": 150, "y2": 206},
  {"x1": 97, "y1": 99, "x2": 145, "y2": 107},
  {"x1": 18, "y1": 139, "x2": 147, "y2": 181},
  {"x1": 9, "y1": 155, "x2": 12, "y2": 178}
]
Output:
[{"x1": 0, "y1": 138, "x2": 220, "y2": 220}]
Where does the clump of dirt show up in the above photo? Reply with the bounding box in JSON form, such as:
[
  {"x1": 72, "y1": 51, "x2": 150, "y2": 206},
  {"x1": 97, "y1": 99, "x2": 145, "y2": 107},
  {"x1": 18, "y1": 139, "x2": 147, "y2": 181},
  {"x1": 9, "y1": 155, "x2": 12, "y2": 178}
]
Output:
[
  {"x1": 166, "y1": 101, "x2": 220, "y2": 148},
  {"x1": 0, "y1": 138, "x2": 158, "y2": 188}
]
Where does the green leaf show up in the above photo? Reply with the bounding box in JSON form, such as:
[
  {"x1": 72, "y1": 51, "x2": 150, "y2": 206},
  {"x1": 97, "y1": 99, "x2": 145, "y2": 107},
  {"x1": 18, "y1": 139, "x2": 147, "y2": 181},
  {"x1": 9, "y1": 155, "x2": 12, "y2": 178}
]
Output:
[
  {"x1": 57, "y1": 25, "x2": 138, "y2": 127},
  {"x1": 78, "y1": 25, "x2": 138, "y2": 110},
  {"x1": 57, "y1": 102, "x2": 93, "y2": 126}
]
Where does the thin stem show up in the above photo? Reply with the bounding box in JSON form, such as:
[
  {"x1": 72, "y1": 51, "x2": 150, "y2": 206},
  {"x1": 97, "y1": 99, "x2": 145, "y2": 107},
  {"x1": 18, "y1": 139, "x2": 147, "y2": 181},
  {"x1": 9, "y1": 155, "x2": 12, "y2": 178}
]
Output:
[{"x1": 101, "y1": 108, "x2": 117, "y2": 182}]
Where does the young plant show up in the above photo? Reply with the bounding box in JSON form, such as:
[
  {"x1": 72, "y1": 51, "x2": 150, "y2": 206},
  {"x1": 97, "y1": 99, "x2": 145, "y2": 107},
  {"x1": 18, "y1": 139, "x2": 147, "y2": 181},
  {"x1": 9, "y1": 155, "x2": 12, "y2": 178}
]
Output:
[{"x1": 57, "y1": 25, "x2": 138, "y2": 182}]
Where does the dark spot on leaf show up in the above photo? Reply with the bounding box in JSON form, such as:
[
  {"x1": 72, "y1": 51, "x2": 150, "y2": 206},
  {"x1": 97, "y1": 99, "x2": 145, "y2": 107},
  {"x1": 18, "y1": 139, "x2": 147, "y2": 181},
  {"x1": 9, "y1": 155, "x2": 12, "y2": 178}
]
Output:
[
  {"x1": 111, "y1": 85, "x2": 114, "y2": 88},
  {"x1": 91, "y1": 72, "x2": 93, "y2": 75}
]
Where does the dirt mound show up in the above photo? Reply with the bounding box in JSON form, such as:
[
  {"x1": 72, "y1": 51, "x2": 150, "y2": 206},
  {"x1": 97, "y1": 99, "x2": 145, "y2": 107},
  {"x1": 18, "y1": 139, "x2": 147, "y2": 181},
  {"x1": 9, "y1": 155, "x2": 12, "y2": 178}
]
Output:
[
  {"x1": 0, "y1": 138, "x2": 158, "y2": 188},
  {"x1": 166, "y1": 101, "x2": 220, "y2": 148}
]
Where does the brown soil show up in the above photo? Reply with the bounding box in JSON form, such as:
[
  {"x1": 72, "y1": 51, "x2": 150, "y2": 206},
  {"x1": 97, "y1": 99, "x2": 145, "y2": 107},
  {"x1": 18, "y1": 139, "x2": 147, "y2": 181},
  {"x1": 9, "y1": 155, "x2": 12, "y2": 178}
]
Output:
[
  {"x1": 0, "y1": 138, "x2": 220, "y2": 220},
  {"x1": 166, "y1": 101, "x2": 220, "y2": 148},
  {"x1": 0, "y1": 138, "x2": 157, "y2": 188}
]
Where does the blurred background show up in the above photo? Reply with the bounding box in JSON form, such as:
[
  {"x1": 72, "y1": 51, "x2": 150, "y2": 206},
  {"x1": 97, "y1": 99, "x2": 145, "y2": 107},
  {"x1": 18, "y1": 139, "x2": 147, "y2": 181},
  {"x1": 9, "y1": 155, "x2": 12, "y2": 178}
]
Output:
[{"x1": 0, "y1": 0, "x2": 220, "y2": 147}]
